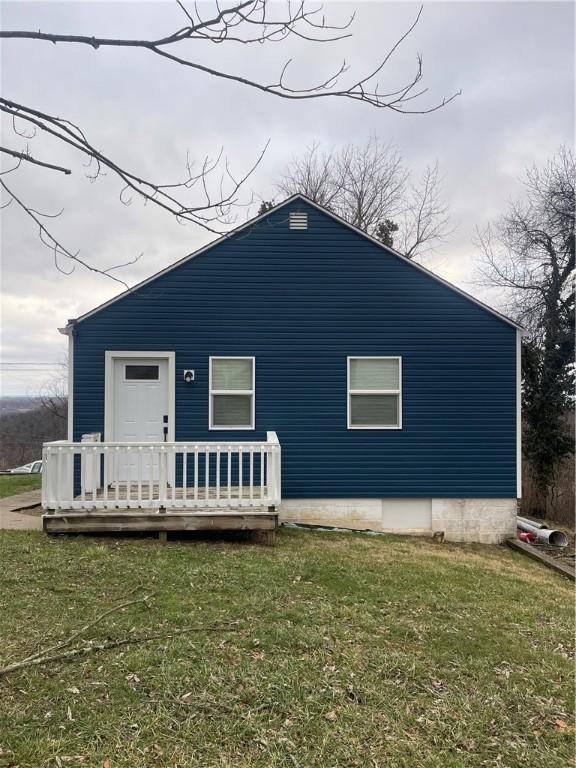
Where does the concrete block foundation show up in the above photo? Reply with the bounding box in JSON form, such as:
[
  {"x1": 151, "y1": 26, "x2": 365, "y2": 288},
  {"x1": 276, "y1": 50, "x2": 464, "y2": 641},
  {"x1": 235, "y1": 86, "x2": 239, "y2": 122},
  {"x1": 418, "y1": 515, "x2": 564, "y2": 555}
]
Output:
[
  {"x1": 279, "y1": 497, "x2": 517, "y2": 545},
  {"x1": 430, "y1": 498, "x2": 517, "y2": 544}
]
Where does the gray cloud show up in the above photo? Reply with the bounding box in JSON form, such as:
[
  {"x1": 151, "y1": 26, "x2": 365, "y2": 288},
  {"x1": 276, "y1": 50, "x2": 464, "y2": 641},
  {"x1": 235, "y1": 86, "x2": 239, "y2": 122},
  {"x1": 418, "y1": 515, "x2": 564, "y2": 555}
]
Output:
[{"x1": 1, "y1": 1, "x2": 573, "y2": 394}]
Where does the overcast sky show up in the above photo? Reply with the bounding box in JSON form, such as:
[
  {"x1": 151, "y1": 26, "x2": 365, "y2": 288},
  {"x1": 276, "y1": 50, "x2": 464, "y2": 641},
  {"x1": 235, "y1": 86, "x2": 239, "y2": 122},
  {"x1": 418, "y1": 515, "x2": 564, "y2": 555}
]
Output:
[{"x1": 1, "y1": 0, "x2": 574, "y2": 396}]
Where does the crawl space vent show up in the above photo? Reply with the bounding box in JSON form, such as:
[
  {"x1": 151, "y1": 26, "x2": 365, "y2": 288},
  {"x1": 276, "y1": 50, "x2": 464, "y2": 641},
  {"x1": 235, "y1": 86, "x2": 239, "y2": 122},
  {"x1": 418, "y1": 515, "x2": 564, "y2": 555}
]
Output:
[{"x1": 289, "y1": 211, "x2": 308, "y2": 230}]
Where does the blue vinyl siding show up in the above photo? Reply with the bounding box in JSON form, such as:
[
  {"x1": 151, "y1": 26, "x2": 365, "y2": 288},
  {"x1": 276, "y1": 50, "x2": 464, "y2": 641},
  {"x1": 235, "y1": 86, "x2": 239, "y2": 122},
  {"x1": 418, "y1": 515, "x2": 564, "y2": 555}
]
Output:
[{"x1": 72, "y1": 199, "x2": 517, "y2": 498}]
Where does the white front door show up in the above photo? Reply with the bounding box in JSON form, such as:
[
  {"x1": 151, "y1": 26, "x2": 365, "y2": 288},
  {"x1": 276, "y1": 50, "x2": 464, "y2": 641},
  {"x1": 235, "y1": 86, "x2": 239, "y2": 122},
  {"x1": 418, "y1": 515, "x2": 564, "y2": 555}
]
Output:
[{"x1": 112, "y1": 357, "x2": 170, "y2": 480}]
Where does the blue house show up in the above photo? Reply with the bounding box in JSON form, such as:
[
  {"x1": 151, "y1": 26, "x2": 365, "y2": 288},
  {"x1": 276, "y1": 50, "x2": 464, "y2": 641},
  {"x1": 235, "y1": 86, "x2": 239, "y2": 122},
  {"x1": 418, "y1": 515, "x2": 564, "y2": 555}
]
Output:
[{"x1": 43, "y1": 195, "x2": 522, "y2": 543}]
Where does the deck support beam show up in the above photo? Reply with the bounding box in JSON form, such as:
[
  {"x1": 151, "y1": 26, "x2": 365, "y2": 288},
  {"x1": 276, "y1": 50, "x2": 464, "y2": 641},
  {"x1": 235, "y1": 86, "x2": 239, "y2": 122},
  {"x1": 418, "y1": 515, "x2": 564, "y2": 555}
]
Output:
[{"x1": 43, "y1": 511, "x2": 278, "y2": 537}]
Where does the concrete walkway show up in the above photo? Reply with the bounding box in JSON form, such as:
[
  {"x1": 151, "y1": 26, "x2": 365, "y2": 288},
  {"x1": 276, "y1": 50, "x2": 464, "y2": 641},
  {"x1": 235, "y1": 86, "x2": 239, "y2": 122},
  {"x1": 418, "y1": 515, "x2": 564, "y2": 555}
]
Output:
[{"x1": 0, "y1": 490, "x2": 43, "y2": 531}]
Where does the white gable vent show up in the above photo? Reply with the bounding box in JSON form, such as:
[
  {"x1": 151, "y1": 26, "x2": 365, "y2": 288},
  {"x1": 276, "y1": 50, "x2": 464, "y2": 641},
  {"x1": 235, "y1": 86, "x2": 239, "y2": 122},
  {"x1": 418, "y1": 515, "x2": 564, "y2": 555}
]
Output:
[{"x1": 289, "y1": 211, "x2": 308, "y2": 230}]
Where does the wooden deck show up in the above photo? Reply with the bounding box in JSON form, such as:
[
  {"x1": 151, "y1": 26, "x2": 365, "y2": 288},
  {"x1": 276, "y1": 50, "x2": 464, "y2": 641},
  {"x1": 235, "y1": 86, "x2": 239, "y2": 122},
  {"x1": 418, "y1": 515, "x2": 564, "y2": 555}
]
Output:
[
  {"x1": 42, "y1": 437, "x2": 282, "y2": 541},
  {"x1": 44, "y1": 484, "x2": 277, "y2": 539}
]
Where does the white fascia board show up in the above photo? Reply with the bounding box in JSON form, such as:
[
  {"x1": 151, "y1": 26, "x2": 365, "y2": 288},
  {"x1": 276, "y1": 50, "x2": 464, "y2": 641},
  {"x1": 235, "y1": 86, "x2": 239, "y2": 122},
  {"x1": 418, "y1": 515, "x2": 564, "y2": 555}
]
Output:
[{"x1": 68, "y1": 194, "x2": 523, "y2": 332}]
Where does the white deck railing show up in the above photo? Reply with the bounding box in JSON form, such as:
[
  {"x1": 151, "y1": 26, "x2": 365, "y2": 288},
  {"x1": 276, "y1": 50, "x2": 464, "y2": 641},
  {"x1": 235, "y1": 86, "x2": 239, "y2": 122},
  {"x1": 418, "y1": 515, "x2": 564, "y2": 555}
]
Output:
[{"x1": 42, "y1": 432, "x2": 281, "y2": 512}]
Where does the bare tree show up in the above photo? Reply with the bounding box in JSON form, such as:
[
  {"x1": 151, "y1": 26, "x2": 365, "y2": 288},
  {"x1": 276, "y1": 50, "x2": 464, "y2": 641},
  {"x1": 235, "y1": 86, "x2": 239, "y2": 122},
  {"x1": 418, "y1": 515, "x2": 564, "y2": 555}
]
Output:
[
  {"x1": 398, "y1": 163, "x2": 451, "y2": 259},
  {"x1": 477, "y1": 146, "x2": 575, "y2": 514},
  {"x1": 275, "y1": 142, "x2": 338, "y2": 209},
  {"x1": 0, "y1": 2, "x2": 458, "y2": 285},
  {"x1": 39, "y1": 362, "x2": 68, "y2": 422},
  {"x1": 477, "y1": 147, "x2": 575, "y2": 337},
  {"x1": 275, "y1": 137, "x2": 451, "y2": 259}
]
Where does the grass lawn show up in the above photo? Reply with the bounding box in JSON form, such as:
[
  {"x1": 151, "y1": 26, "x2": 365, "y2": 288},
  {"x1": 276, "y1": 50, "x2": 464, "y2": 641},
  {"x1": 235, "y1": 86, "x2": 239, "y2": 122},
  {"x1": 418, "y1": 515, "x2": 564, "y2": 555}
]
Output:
[
  {"x1": 0, "y1": 529, "x2": 573, "y2": 768},
  {"x1": 0, "y1": 474, "x2": 42, "y2": 499}
]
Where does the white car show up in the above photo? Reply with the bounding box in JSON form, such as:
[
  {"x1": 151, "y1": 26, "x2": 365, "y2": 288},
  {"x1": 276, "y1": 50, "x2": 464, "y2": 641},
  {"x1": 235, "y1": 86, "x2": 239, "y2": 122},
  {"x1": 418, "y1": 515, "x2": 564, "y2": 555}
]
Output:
[{"x1": 10, "y1": 460, "x2": 43, "y2": 474}]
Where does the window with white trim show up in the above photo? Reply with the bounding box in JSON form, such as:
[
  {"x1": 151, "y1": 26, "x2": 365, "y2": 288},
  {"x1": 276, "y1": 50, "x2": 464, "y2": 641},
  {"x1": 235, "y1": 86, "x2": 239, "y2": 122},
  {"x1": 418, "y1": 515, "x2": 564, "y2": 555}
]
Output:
[
  {"x1": 209, "y1": 357, "x2": 255, "y2": 429},
  {"x1": 347, "y1": 357, "x2": 402, "y2": 429}
]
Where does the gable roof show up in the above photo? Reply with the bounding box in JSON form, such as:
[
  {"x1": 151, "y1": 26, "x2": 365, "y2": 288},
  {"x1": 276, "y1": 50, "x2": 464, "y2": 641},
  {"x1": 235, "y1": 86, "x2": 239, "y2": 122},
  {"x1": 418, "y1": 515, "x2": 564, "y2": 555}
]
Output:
[{"x1": 67, "y1": 194, "x2": 522, "y2": 331}]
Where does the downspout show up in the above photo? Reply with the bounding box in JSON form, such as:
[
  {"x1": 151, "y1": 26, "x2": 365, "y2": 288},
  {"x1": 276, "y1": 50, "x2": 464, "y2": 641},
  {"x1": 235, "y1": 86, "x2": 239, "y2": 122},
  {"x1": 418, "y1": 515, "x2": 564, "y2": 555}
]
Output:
[
  {"x1": 58, "y1": 319, "x2": 76, "y2": 442},
  {"x1": 516, "y1": 328, "x2": 522, "y2": 500}
]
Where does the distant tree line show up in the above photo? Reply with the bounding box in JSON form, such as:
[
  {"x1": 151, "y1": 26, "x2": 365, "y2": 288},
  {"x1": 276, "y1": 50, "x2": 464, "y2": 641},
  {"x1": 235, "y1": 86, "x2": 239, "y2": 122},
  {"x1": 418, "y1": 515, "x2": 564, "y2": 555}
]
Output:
[
  {"x1": 0, "y1": 404, "x2": 67, "y2": 470},
  {"x1": 0, "y1": 366, "x2": 68, "y2": 470}
]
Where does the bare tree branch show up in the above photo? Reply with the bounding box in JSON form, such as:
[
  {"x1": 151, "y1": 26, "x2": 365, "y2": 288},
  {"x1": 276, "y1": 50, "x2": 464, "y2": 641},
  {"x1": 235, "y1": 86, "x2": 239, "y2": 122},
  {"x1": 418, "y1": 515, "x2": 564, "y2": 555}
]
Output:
[
  {"x1": 401, "y1": 163, "x2": 452, "y2": 259},
  {"x1": 0, "y1": 146, "x2": 71, "y2": 175},
  {"x1": 38, "y1": 360, "x2": 68, "y2": 422},
  {"x1": 0, "y1": 2, "x2": 458, "y2": 114},
  {"x1": 476, "y1": 146, "x2": 575, "y2": 339},
  {"x1": 0, "y1": 97, "x2": 268, "y2": 234},
  {"x1": 0, "y1": 622, "x2": 240, "y2": 677},
  {"x1": 0, "y1": 176, "x2": 134, "y2": 288},
  {"x1": 1, "y1": 1, "x2": 458, "y2": 285}
]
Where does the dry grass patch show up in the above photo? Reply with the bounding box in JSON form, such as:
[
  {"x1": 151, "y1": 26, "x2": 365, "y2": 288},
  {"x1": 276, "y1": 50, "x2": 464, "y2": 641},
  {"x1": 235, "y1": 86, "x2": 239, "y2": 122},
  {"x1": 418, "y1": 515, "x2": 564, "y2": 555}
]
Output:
[{"x1": 370, "y1": 534, "x2": 568, "y2": 585}]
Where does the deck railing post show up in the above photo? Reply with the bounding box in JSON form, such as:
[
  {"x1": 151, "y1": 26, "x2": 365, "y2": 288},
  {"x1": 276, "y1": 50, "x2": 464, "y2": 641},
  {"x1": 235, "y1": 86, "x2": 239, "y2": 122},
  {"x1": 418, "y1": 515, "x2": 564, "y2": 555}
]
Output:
[
  {"x1": 266, "y1": 432, "x2": 282, "y2": 508},
  {"x1": 42, "y1": 444, "x2": 52, "y2": 511},
  {"x1": 159, "y1": 446, "x2": 167, "y2": 511},
  {"x1": 216, "y1": 446, "x2": 221, "y2": 504},
  {"x1": 81, "y1": 433, "x2": 101, "y2": 500},
  {"x1": 64, "y1": 446, "x2": 74, "y2": 507},
  {"x1": 42, "y1": 441, "x2": 73, "y2": 511},
  {"x1": 276, "y1": 442, "x2": 282, "y2": 506}
]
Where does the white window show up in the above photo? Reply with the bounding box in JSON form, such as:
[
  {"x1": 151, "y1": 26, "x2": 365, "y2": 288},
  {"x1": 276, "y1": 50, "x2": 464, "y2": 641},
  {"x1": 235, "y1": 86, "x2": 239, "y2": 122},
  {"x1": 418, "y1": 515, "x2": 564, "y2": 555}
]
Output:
[
  {"x1": 209, "y1": 357, "x2": 255, "y2": 429},
  {"x1": 347, "y1": 357, "x2": 402, "y2": 429}
]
